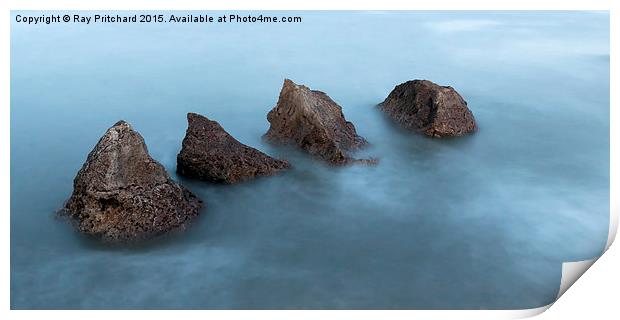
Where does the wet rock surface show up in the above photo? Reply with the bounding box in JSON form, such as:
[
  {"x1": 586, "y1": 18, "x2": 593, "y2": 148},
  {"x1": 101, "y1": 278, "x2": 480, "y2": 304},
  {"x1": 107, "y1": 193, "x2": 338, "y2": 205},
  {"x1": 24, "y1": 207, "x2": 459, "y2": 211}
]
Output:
[
  {"x1": 63, "y1": 120, "x2": 202, "y2": 242},
  {"x1": 264, "y1": 79, "x2": 371, "y2": 165},
  {"x1": 379, "y1": 80, "x2": 477, "y2": 137},
  {"x1": 177, "y1": 113, "x2": 290, "y2": 183}
]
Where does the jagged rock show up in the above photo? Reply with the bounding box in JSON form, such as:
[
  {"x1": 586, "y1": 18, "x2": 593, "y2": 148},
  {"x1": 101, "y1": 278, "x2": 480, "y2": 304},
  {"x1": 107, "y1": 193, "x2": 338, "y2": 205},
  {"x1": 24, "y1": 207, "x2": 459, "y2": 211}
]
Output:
[
  {"x1": 379, "y1": 80, "x2": 477, "y2": 137},
  {"x1": 63, "y1": 120, "x2": 202, "y2": 242},
  {"x1": 264, "y1": 79, "x2": 372, "y2": 165},
  {"x1": 177, "y1": 113, "x2": 290, "y2": 183}
]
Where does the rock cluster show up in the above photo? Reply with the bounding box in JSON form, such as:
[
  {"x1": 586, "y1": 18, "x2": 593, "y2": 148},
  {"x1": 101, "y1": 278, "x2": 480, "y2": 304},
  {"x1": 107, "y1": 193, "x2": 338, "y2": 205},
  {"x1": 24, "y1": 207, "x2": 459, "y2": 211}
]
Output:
[
  {"x1": 177, "y1": 113, "x2": 289, "y2": 183},
  {"x1": 62, "y1": 78, "x2": 477, "y2": 242},
  {"x1": 63, "y1": 121, "x2": 202, "y2": 242},
  {"x1": 264, "y1": 79, "x2": 371, "y2": 165},
  {"x1": 379, "y1": 80, "x2": 477, "y2": 137}
]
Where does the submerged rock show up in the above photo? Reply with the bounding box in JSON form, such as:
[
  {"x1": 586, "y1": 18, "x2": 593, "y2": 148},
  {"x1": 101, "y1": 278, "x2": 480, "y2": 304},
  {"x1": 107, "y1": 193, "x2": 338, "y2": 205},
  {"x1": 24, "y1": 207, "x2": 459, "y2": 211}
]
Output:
[
  {"x1": 379, "y1": 80, "x2": 477, "y2": 137},
  {"x1": 264, "y1": 79, "x2": 372, "y2": 165},
  {"x1": 63, "y1": 120, "x2": 202, "y2": 242},
  {"x1": 177, "y1": 113, "x2": 289, "y2": 183}
]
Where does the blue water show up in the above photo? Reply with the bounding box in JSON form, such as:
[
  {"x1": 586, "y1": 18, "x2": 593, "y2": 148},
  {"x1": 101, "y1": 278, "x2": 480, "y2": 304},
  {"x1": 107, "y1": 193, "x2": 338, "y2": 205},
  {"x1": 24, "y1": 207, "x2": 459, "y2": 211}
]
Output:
[{"x1": 10, "y1": 11, "x2": 609, "y2": 309}]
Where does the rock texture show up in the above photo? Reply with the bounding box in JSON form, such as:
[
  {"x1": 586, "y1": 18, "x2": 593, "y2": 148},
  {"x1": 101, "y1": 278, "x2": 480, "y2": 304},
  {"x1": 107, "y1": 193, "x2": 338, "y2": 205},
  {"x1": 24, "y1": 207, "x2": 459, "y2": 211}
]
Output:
[
  {"x1": 379, "y1": 80, "x2": 477, "y2": 137},
  {"x1": 64, "y1": 121, "x2": 202, "y2": 242},
  {"x1": 177, "y1": 113, "x2": 290, "y2": 183},
  {"x1": 264, "y1": 79, "x2": 371, "y2": 165}
]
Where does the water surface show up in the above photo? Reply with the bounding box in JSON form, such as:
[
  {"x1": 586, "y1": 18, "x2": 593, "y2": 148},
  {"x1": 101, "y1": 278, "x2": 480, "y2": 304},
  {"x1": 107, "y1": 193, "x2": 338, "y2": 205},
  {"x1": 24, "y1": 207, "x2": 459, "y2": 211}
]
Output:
[{"x1": 10, "y1": 11, "x2": 609, "y2": 309}]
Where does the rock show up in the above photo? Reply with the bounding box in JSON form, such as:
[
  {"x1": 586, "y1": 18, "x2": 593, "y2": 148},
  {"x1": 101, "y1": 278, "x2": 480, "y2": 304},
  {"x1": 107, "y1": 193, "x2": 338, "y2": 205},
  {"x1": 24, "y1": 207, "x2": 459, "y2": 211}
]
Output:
[
  {"x1": 379, "y1": 80, "x2": 477, "y2": 137},
  {"x1": 264, "y1": 79, "x2": 371, "y2": 164},
  {"x1": 177, "y1": 113, "x2": 290, "y2": 183},
  {"x1": 63, "y1": 120, "x2": 202, "y2": 242}
]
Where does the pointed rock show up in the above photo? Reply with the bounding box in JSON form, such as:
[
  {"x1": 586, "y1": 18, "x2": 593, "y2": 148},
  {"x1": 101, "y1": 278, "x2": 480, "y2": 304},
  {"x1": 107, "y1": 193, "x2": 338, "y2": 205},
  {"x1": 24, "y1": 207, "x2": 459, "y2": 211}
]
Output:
[
  {"x1": 264, "y1": 79, "x2": 372, "y2": 165},
  {"x1": 64, "y1": 120, "x2": 202, "y2": 242},
  {"x1": 379, "y1": 80, "x2": 477, "y2": 137},
  {"x1": 177, "y1": 113, "x2": 289, "y2": 183}
]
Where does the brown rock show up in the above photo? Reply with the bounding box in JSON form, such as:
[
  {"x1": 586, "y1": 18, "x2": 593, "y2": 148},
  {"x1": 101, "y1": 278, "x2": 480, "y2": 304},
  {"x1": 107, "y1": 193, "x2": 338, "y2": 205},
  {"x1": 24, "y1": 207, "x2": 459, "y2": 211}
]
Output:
[
  {"x1": 379, "y1": 80, "x2": 477, "y2": 137},
  {"x1": 177, "y1": 113, "x2": 289, "y2": 183},
  {"x1": 63, "y1": 120, "x2": 202, "y2": 242},
  {"x1": 264, "y1": 79, "x2": 371, "y2": 164}
]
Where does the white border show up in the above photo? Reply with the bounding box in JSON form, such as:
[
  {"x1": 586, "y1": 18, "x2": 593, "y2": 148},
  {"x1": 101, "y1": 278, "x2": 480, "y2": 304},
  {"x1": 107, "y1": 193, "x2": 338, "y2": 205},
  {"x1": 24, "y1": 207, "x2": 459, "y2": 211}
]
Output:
[
  {"x1": 2, "y1": 0, "x2": 617, "y2": 319},
  {"x1": 0, "y1": 0, "x2": 615, "y2": 10}
]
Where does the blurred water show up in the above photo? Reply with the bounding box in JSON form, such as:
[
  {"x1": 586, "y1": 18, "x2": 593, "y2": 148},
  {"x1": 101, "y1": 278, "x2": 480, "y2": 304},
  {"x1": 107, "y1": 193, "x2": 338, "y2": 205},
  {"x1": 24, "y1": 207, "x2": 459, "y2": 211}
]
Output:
[{"x1": 10, "y1": 11, "x2": 609, "y2": 309}]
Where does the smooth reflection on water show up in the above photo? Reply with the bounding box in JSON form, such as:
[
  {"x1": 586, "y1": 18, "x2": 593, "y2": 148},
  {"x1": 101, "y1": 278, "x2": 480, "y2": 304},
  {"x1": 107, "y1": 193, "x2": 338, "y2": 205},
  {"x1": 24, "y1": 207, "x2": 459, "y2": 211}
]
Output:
[{"x1": 10, "y1": 11, "x2": 609, "y2": 309}]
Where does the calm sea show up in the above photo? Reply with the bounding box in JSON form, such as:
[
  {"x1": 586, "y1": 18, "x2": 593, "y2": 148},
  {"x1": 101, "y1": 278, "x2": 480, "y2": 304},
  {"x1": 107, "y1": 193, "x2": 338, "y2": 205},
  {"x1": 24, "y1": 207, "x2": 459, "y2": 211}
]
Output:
[{"x1": 10, "y1": 11, "x2": 609, "y2": 309}]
